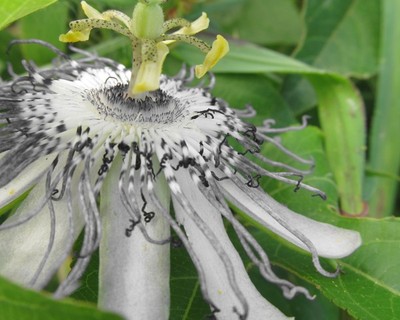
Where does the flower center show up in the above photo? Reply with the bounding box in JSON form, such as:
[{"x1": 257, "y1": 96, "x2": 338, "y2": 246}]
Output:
[{"x1": 85, "y1": 82, "x2": 189, "y2": 128}]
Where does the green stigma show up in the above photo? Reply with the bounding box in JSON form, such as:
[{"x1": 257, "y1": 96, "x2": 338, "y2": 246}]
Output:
[{"x1": 131, "y1": 1, "x2": 164, "y2": 39}]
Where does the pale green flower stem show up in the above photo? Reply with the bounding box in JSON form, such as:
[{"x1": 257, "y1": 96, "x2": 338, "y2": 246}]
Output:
[{"x1": 366, "y1": 0, "x2": 400, "y2": 217}]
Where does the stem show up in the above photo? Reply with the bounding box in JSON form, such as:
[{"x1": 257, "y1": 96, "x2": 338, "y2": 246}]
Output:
[
  {"x1": 366, "y1": 0, "x2": 400, "y2": 217},
  {"x1": 128, "y1": 39, "x2": 142, "y2": 97},
  {"x1": 98, "y1": 156, "x2": 171, "y2": 320},
  {"x1": 310, "y1": 75, "x2": 366, "y2": 215}
]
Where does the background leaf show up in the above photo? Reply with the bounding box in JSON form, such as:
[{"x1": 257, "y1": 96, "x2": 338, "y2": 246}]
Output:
[
  {"x1": 0, "y1": 276, "x2": 122, "y2": 320},
  {"x1": 283, "y1": 0, "x2": 381, "y2": 114},
  {"x1": 18, "y1": 1, "x2": 69, "y2": 64},
  {"x1": 170, "y1": 240, "x2": 210, "y2": 320},
  {"x1": 366, "y1": 0, "x2": 400, "y2": 217},
  {"x1": 171, "y1": 41, "x2": 320, "y2": 74},
  {"x1": 194, "y1": 0, "x2": 303, "y2": 46},
  {"x1": 212, "y1": 74, "x2": 295, "y2": 126},
  {"x1": 295, "y1": 0, "x2": 380, "y2": 77},
  {"x1": 0, "y1": 0, "x2": 57, "y2": 31}
]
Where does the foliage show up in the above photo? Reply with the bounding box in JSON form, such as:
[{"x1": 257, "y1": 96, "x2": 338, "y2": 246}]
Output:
[{"x1": 0, "y1": 0, "x2": 399, "y2": 319}]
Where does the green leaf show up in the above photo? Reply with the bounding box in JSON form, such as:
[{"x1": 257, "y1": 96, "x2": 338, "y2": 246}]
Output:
[
  {"x1": 171, "y1": 41, "x2": 321, "y2": 75},
  {"x1": 283, "y1": 0, "x2": 381, "y2": 114},
  {"x1": 0, "y1": 276, "x2": 122, "y2": 320},
  {"x1": 0, "y1": 31, "x2": 17, "y2": 76},
  {"x1": 19, "y1": 1, "x2": 69, "y2": 65},
  {"x1": 70, "y1": 248, "x2": 99, "y2": 303},
  {"x1": 211, "y1": 74, "x2": 296, "y2": 126},
  {"x1": 295, "y1": 0, "x2": 380, "y2": 77},
  {"x1": 170, "y1": 243, "x2": 210, "y2": 320},
  {"x1": 202, "y1": 0, "x2": 303, "y2": 46},
  {"x1": 366, "y1": 0, "x2": 400, "y2": 217},
  {"x1": 281, "y1": 75, "x2": 317, "y2": 116},
  {"x1": 190, "y1": 0, "x2": 245, "y2": 33},
  {"x1": 233, "y1": 0, "x2": 303, "y2": 45},
  {"x1": 0, "y1": 0, "x2": 57, "y2": 31},
  {"x1": 0, "y1": 192, "x2": 29, "y2": 220}
]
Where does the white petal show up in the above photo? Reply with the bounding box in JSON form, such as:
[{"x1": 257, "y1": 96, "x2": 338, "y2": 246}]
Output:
[
  {"x1": 98, "y1": 156, "x2": 170, "y2": 320},
  {"x1": 220, "y1": 179, "x2": 361, "y2": 259},
  {"x1": 172, "y1": 171, "x2": 291, "y2": 320},
  {"x1": 0, "y1": 159, "x2": 84, "y2": 288},
  {"x1": 0, "y1": 153, "x2": 58, "y2": 208}
]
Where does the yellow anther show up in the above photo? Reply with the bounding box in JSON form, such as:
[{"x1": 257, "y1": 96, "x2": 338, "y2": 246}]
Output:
[
  {"x1": 59, "y1": 29, "x2": 91, "y2": 42},
  {"x1": 195, "y1": 35, "x2": 229, "y2": 78},
  {"x1": 179, "y1": 13, "x2": 209, "y2": 36}
]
